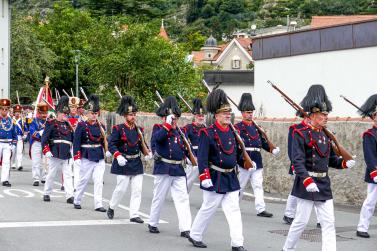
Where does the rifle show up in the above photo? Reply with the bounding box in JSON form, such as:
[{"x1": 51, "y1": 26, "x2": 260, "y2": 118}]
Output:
[
  {"x1": 16, "y1": 91, "x2": 26, "y2": 135},
  {"x1": 200, "y1": 80, "x2": 254, "y2": 169},
  {"x1": 62, "y1": 89, "x2": 71, "y2": 97},
  {"x1": 79, "y1": 87, "x2": 110, "y2": 159},
  {"x1": 177, "y1": 93, "x2": 193, "y2": 112},
  {"x1": 114, "y1": 86, "x2": 151, "y2": 156},
  {"x1": 155, "y1": 91, "x2": 198, "y2": 166},
  {"x1": 267, "y1": 80, "x2": 354, "y2": 162},
  {"x1": 340, "y1": 95, "x2": 374, "y2": 120}
]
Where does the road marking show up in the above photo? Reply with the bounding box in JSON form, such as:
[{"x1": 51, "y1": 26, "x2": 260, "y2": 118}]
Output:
[
  {"x1": 3, "y1": 189, "x2": 34, "y2": 198},
  {"x1": 0, "y1": 219, "x2": 167, "y2": 229}
]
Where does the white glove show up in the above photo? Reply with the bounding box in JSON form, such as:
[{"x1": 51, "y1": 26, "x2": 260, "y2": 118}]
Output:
[
  {"x1": 346, "y1": 159, "x2": 356, "y2": 169},
  {"x1": 117, "y1": 155, "x2": 127, "y2": 166},
  {"x1": 166, "y1": 114, "x2": 175, "y2": 125},
  {"x1": 201, "y1": 179, "x2": 213, "y2": 188},
  {"x1": 186, "y1": 157, "x2": 192, "y2": 165},
  {"x1": 248, "y1": 161, "x2": 257, "y2": 171},
  {"x1": 22, "y1": 134, "x2": 27, "y2": 140},
  {"x1": 45, "y1": 151, "x2": 53, "y2": 158},
  {"x1": 374, "y1": 176, "x2": 377, "y2": 183},
  {"x1": 38, "y1": 130, "x2": 44, "y2": 137},
  {"x1": 74, "y1": 159, "x2": 81, "y2": 166},
  {"x1": 105, "y1": 151, "x2": 112, "y2": 158},
  {"x1": 306, "y1": 183, "x2": 319, "y2": 193},
  {"x1": 144, "y1": 152, "x2": 153, "y2": 161},
  {"x1": 272, "y1": 147, "x2": 280, "y2": 156}
]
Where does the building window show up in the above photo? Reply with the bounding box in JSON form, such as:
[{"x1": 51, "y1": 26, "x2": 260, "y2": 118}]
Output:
[
  {"x1": 232, "y1": 56, "x2": 241, "y2": 69},
  {"x1": 207, "y1": 53, "x2": 211, "y2": 58}
]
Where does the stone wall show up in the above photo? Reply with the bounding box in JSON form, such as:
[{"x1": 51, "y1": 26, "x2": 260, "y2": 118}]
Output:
[{"x1": 101, "y1": 112, "x2": 373, "y2": 207}]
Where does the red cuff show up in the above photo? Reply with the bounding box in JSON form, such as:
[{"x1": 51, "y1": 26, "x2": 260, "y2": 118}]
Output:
[
  {"x1": 199, "y1": 168, "x2": 211, "y2": 181},
  {"x1": 370, "y1": 170, "x2": 377, "y2": 179},
  {"x1": 303, "y1": 177, "x2": 314, "y2": 188},
  {"x1": 163, "y1": 123, "x2": 172, "y2": 131},
  {"x1": 291, "y1": 165, "x2": 295, "y2": 172},
  {"x1": 341, "y1": 160, "x2": 347, "y2": 169},
  {"x1": 74, "y1": 151, "x2": 81, "y2": 161},
  {"x1": 114, "y1": 151, "x2": 121, "y2": 159},
  {"x1": 42, "y1": 145, "x2": 51, "y2": 155}
]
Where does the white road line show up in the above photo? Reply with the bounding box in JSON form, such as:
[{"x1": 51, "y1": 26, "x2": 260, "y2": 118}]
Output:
[
  {"x1": 53, "y1": 181, "x2": 168, "y2": 224},
  {"x1": 0, "y1": 219, "x2": 163, "y2": 229}
]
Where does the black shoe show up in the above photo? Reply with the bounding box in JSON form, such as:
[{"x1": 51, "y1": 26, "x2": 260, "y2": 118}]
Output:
[
  {"x1": 148, "y1": 224, "x2": 160, "y2": 233},
  {"x1": 74, "y1": 204, "x2": 81, "y2": 209},
  {"x1": 316, "y1": 223, "x2": 321, "y2": 228},
  {"x1": 180, "y1": 231, "x2": 190, "y2": 238},
  {"x1": 107, "y1": 208, "x2": 114, "y2": 219},
  {"x1": 66, "y1": 197, "x2": 74, "y2": 204},
  {"x1": 232, "y1": 247, "x2": 247, "y2": 251},
  {"x1": 130, "y1": 217, "x2": 144, "y2": 224},
  {"x1": 356, "y1": 231, "x2": 370, "y2": 238},
  {"x1": 95, "y1": 207, "x2": 106, "y2": 212},
  {"x1": 17, "y1": 166, "x2": 23, "y2": 171},
  {"x1": 61, "y1": 185, "x2": 65, "y2": 191},
  {"x1": 33, "y1": 181, "x2": 39, "y2": 186},
  {"x1": 2, "y1": 181, "x2": 11, "y2": 187},
  {"x1": 43, "y1": 195, "x2": 50, "y2": 202},
  {"x1": 283, "y1": 215, "x2": 294, "y2": 225},
  {"x1": 41, "y1": 180, "x2": 45, "y2": 184},
  {"x1": 11, "y1": 166, "x2": 16, "y2": 169},
  {"x1": 188, "y1": 237, "x2": 207, "y2": 248},
  {"x1": 257, "y1": 211, "x2": 273, "y2": 218}
]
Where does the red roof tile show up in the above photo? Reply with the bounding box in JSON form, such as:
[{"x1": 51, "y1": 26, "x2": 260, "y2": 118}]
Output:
[{"x1": 311, "y1": 15, "x2": 377, "y2": 28}]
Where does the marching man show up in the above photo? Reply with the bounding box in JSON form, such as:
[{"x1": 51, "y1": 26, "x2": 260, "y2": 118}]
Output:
[
  {"x1": 148, "y1": 96, "x2": 192, "y2": 238},
  {"x1": 73, "y1": 94, "x2": 107, "y2": 212},
  {"x1": 235, "y1": 93, "x2": 279, "y2": 218},
  {"x1": 282, "y1": 85, "x2": 355, "y2": 251},
  {"x1": 0, "y1": 98, "x2": 17, "y2": 187},
  {"x1": 189, "y1": 89, "x2": 248, "y2": 251},
  {"x1": 11, "y1": 104, "x2": 27, "y2": 171},
  {"x1": 29, "y1": 102, "x2": 49, "y2": 186},
  {"x1": 107, "y1": 95, "x2": 153, "y2": 222},
  {"x1": 356, "y1": 94, "x2": 377, "y2": 238},
  {"x1": 42, "y1": 96, "x2": 74, "y2": 203},
  {"x1": 182, "y1": 98, "x2": 206, "y2": 192}
]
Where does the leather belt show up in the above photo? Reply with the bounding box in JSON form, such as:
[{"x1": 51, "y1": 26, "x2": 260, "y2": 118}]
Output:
[
  {"x1": 125, "y1": 153, "x2": 141, "y2": 159},
  {"x1": 192, "y1": 146, "x2": 198, "y2": 150},
  {"x1": 308, "y1": 171, "x2": 327, "y2": 178},
  {"x1": 210, "y1": 163, "x2": 235, "y2": 173},
  {"x1": 81, "y1": 144, "x2": 101, "y2": 148},
  {"x1": 161, "y1": 157, "x2": 184, "y2": 165},
  {"x1": 53, "y1": 140, "x2": 72, "y2": 146},
  {"x1": 0, "y1": 139, "x2": 12, "y2": 143},
  {"x1": 245, "y1": 147, "x2": 261, "y2": 152}
]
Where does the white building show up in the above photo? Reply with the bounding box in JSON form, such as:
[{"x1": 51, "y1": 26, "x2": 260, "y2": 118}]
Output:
[
  {"x1": 253, "y1": 18, "x2": 377, "y2": 118},
  {"x1": 0, "y1": 0, "x2": 10, "y2": 98}
]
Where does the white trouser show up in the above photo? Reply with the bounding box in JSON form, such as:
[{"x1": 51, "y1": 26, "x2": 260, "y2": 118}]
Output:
[
  {"x1": 357, "y1": 183, "x2": 377, "y2": 232},
  {"x1": 149, "y1": 175, "x2": 191, "y2": 232},
  {"x1": 74, "y1": 159, "x2": 105, "y2": 209},
  {"x1": 283, "y1": 198, "x2": 336, "y2": 251},
  {"x1": 109, "y1": 174, "x2": 143, "y2": 218},
  {"x1": 44, "y1": 157, "x2": 74, "y2": 199},
  {"x1": 31, "y1": 142, "x2": 47, "y2": 182},
  {"x1": 0, "y1": 143, "x2": 12, "y2": 182},
  {"x1": 190, "y1": 190, "x2": 244, "y2": 247},
  {"x1": 11, "y1": 138, "x2": 23, "y2": 168},
  {"x1": 239, "y1": 167, "x2": 266, "y2": 213},
  {"x1": 186, "y1": 164, "x2": 199, "y2": 193},
  {"x1": 284, "y1": 194, "x2": 298, "y2": 218},
  {"x1": 69, "y1": 149, "x2": 80, "y2": 190}
]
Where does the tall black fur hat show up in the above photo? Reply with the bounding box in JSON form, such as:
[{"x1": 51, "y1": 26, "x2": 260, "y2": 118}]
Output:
[
  {"x1": 156, "y1": 96, "x2": 181, "y2": 117},
  {"x1": 83, "y1": 94, "x2": 100, "y2": 112},
  {"x1": 359, "y1": 94, "x2": 377, "y2": 118},
  {"x1": 192, "y1": 98, "x2": 206, "y2": 115},
  {"x1": 56, "y1": 96, "x2": 70, "y2": 114},
  {"x1": 301, "y1": 85, "x2": 332, "y2": 114},
  {"x1": 117, "y1": 95, "x2": 138, "y2": 116},
  {"x1": 206, "y1": 89, "x2": 231, "y2": 114},
  {"x1": 238, "y1": 93, "x2": 255, "y2": 112}
]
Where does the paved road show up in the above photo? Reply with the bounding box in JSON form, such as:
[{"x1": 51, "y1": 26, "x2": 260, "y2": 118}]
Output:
[{"x1": 0, "y1": 158, "x2": 375, "y2": 251}]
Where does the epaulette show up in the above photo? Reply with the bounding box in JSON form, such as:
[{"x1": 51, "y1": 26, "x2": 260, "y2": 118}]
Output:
[
  {"x1": 289, "y1": 123, "x2": 298, "y2": 130},
  {"x1": 293, "y1": 125, "x2": 309, "y2": 139},
  {"x1": 153, "y1": 123, "x2": 162, "y2": 128},
  {"x1": 362, "y1": 129, "x2": 376, "y2": 138}
]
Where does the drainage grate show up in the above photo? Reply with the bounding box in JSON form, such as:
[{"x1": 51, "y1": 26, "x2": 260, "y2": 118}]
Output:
[{"x1": 269, "y1": 229, "x2": 354, "y2": 242}]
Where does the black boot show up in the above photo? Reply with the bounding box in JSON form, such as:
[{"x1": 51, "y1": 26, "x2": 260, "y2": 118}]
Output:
[
  {"x1": 283, "y1": 215, "x2": 294, "y2": 225},
  {"x1": 356, "y1": 231, "x2": 370, "y2": 238},
  {"x1": 148, "y1": 224, "x2": 160, "y2": 233},
  {"x1": 66, "y1": 197, "x2": 74, "y2": 204},
  {"x1": 188, "y1": 237, "x2": 207, "y2": 248},
  {"x1": 74, "y1": 204, "x2": 81, "y2": 209},
  {"x1": 2, "y1": 181, "x2": 11, "y2": 187},
  {"x1": 232, "y1": 246, "x2": 247, "y2": 251},
  {"x1": 257, "y1": 211, "x2": 273, "y2": 218},
  {"x1": 180, "y1": 231, "x2": 190, "y2": 238},
  {"x1": 43, "y1": 195, "x2": 50, "y2": 202},
  {"x1": 33, "y1": 181, "x2": 39, "y2": 186},
  {"x1": 17, "y1": 166, "x2": 23, "y2": 171},
  {"x1": 130, "y1": 217, "x2": 144, "y2": 224},
  {"x1": 95, "y1": 207, "x2": 106, "y2": 212},
  {"x1": 107, "y1": 208, "x2": 114, "y2": 219}
]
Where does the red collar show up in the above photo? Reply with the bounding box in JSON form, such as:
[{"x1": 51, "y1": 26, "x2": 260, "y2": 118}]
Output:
[
  {"x1": 215, "y1": 120, "x2": 229, "y2": 132},
  {"x1": 242, "y1": 120, "x2": 253, "y2": 126},
  {"x1": 308, "y1": 123, "x2": 322, "y2": 132},
  {"x1": 124, "y1": 122, "x2": 135, "y2": 130},
  {"x1": 301, "y1": 120, "x2": 308, "y2": 127},
  {"x1": 87, "y1": 120, "x2": 96, "y2": 125}
]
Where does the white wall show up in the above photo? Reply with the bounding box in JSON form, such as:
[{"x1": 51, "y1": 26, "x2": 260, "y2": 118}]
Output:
[
  {"x1": 218, "y1": 43, "x2": 251, "y2": 70},
  {"x1": 254, "y1": 46, "x2": 377, "y2": 118},
  {"x1": 0, "y1": 0, "x2": 10, "y2": 98}
]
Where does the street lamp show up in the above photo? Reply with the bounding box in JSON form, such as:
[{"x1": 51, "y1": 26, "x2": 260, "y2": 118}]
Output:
[{"x1": 74, "y1": 50, "x2": 80, "y2": 97}]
